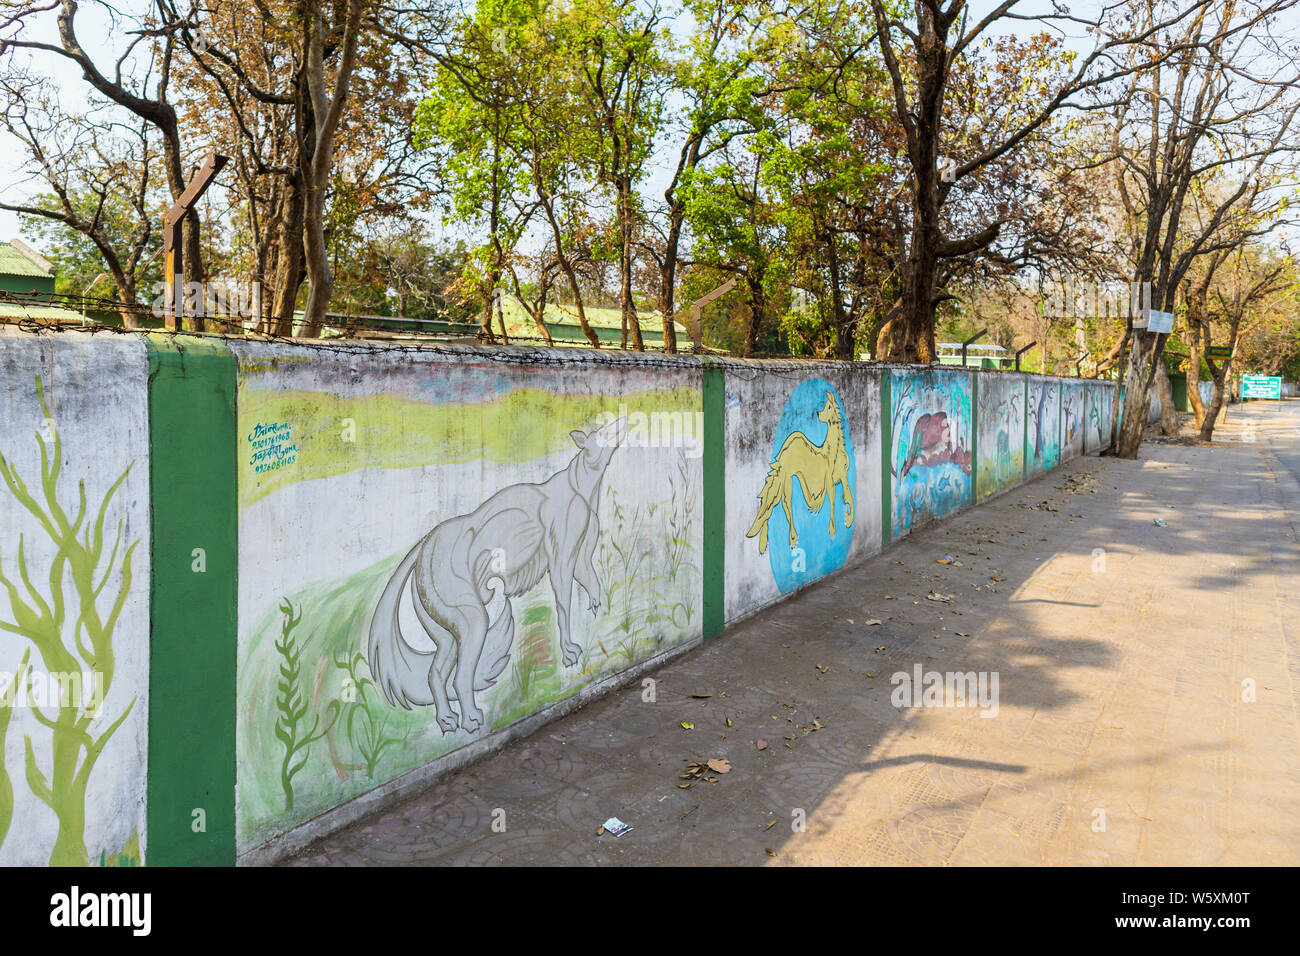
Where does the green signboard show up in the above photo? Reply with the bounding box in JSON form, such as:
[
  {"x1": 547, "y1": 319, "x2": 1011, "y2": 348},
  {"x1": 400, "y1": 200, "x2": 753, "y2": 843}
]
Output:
[
  {"x1": 1241, "y1": 375, "x2": 1282, "y2": 400},
  {"x1": 1206, "y1": 345, "x2": 1233, "y2": 360}
]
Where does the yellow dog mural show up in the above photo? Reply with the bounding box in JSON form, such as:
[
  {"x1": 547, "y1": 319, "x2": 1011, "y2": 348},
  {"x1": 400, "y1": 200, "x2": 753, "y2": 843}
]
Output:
[{"x1": 746, "y1": 390, "x2": 855, "y2": 553}]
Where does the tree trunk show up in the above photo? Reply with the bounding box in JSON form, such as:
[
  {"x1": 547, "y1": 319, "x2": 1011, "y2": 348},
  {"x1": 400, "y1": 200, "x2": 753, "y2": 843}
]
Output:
[
  {"x1": 619, "y1": 178, "x2": 643, "y2": 352},
  {"x1": 1156, "y1": 360, "x2": 1179, "y2": 436},
  {"x1": 300, "y1": 178, "x2": 331, "y2": 337},
  {"x1": 658, "y1": 218, "x2": 681, "y2": 354},
  {"x1": 267, "y1": 173, "x2": 306, "y2": 336},
  {"x1": 1115, "y1": 329, "x2": 1165, "y2": 458},
  {"x1": 1187, "y1": 339, "x2": 1206, "y2": 430},
  {"x1": 1198, "y1": 363, "x2": 1231, "y2": 441}
]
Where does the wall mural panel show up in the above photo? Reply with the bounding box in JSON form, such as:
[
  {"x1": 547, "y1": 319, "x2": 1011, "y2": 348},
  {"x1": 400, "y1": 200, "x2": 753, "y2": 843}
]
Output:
[
  {"x1": 725, "y1": 366, "x2": 881, "y2": 624},
  {"x1": 890, "y1": 368, "x2": 973, "y2": 538},
  {"x1": 0, "y1": 330, "x2": 149, "y2": 867},
  {"x1": 230, "y1": 344, "x2": 703, "y2": 852},
  {"x1": 1061, "y1": 382, "x2": 1086, "y2": 463},
  {"x1": 1086, "y1": 383, "x2": 1115, "y2": 452},
  {"x1": 976, "y1": 373, "x2": 1026, "y2": 500},
  {"x1": 1025, "y1": 378, "x2": 1062, "y2": 478}
]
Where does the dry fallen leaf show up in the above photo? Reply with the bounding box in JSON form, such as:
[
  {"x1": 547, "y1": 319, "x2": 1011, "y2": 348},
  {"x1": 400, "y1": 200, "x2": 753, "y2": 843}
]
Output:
[
  {"x1": 865, "y1": 619, "x2": 883, "y2": 626},
  {"x1": 707, "y1": 758, "x2": 731, "y2": 774},
  {"x1": 691, "y1": 692, "x2": 713, "y2": 699},
  {"x1": 680, "y1": 721, "x2": 694, "y2": 730},
  {"x1": 757, "y1": 739, "x2": 768, "y2": 751},
  {"x1": 765, "y1": 848, "x2": 777, "y2": 857}
]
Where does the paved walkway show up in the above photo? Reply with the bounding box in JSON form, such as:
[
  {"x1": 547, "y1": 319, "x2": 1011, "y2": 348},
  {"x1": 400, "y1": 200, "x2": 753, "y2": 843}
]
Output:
[{"x1": 289, "y1": 402, "x2": 1300, "y2": 866}]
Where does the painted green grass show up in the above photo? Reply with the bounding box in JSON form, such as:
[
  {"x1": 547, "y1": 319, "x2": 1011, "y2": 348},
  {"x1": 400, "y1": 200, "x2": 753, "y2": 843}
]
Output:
[
  {"x1": 238, "y1": 385, "x2": 701, "y2": 507},
  {"x1": 96, "y1": 828, "x2": 140, "y2": 867}
]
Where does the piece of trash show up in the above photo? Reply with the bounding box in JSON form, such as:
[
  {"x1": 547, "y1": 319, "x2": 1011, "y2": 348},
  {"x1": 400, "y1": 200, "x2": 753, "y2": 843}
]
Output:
[
  {"x1": 956, "y1": 631, "x2": 970, "y2": 637},
  {"x1": 764, "y1": 820, "x2": 777, "y2": 831},
  {"x1": 1153, "y1": 518, "x2": 1167, "y2": 527},
  {"x1": 866, "y1": 672, "x2": 875, "y2": 678},
  {"x1": 725, "y1": 716, "x2": 733, "y2": 728},
  {"x1": 865, "y1": 618, "x2": 883, "y2": 626},
  {"x1": 680, "y1": 721, "x2": 694, "y2": 730},
  {"x1": 601, "y1": 817, "x2": 633, "y2": 837},
  {"x1": 757, "y1": 739, "x2": 768, "y2": 751},
  {"x1": 926, "y1": 590, "x2": 954, "y2": 603},
  {"x1": 657, "y1": 795, "x2": 668, "y2": 803},
  {"x1": 874, "y1": 645, "x2": 886, "y2": 653},
  {"x1": 765, "y1": 848, "x2": 777, "y2": 857},
  {"x1": 938, "y1": 555, "x2": 955, "y2": 564}
]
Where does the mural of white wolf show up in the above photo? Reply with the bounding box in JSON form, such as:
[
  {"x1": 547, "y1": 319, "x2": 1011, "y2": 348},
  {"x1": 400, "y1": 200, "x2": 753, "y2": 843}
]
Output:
[{"x1": 367, "y1": 416, "x2": 628, "y2": 733}]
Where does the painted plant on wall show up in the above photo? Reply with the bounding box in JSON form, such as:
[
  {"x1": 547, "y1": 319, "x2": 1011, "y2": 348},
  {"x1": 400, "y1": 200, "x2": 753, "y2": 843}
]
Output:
[
  {"x1": 746, "y1": 380, "x2": 856, "y2": 594},
  {"x1": 1086, "y1": 385, "x2": 1114, "y2": 452},
  {"x1": 891, "y1": 370, "x2": 972, "y2": 537},
  {"x1": 0, "y1": 376, "x2": 141, "y2": 866},
  {"x1": 234, "y1": 348, "x2": 703, "y2": 850},
  {"x1": 976, "y1": 374, "x2": 1025, "y2": 499},
  {"x1": 1061, "y1": 383, "x2": 1086, "y2": 462},
  {"x1": 1025, "y1": 379, "x2": 1062, "y2": 476}
]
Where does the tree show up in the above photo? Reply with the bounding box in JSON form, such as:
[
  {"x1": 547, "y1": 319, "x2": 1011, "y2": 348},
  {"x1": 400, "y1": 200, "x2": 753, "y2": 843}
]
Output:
[
  {"x1": 414, "y1": 0, "x2": 536, "y2": 341},
  {"x1": 868, "y1": 0, "x2": 1211, "y2": 364},
  {"x1": 564, "y1": 0, "x2": 668, "y2": 350},
  {"x1": 1, "y1": 0, "x2": 213, "y2": 329},
  {"x1": 1107, "y1": 0, "x2": 1300, "y2": 457},
  {"x1": 0, "y1": 71, "x2": 162, "y2": 326}
]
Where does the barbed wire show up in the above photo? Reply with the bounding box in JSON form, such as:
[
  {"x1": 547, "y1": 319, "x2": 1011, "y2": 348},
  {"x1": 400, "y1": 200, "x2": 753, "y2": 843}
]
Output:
[{"x1": 0, "y1": 290, "x2": 1115, "y2": 381}]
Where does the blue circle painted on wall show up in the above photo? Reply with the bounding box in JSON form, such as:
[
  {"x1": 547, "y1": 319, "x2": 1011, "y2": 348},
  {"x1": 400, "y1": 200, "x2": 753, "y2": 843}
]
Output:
[{"x1": 746, "y1": 378, "x2": 856, "y2": 595}]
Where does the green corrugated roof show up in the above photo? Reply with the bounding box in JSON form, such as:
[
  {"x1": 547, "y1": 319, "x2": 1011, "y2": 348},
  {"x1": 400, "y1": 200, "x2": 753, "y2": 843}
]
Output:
[
  {"x1": 0, "y1": 301, "x2": 85, "y2": 322},
  {"x1": 0, "y1": 241, "x2": 52, "y2": 278}
]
